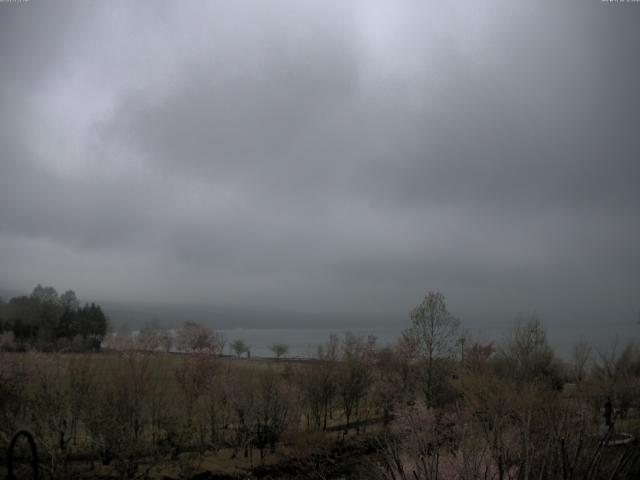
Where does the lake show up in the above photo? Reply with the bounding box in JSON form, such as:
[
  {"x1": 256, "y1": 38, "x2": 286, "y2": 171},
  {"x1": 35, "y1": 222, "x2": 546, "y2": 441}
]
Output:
[{"x1": 218, "y1": 321, "x2": 640, "y2": 360}]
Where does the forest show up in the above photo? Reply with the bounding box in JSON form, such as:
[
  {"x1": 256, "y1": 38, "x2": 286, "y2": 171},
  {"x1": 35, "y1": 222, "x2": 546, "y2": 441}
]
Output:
[
  {"x1": 1, "y1": 289, "x2": 639, "y2": 479},
  {"x1": 0, "y1": 285, "x2": 108, "y2": 352}
]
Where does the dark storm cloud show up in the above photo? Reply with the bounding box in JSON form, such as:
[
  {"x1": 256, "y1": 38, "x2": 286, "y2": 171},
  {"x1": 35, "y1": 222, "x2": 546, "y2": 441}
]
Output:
[{"x1": 0, "y1": 0, "x2": 638, "y2": 324}]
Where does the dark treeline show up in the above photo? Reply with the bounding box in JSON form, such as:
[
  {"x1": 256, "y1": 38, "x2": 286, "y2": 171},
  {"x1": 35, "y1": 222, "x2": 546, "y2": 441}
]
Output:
[{"x1": 0, "y1": 284, "x2": 108, "y2": 352}]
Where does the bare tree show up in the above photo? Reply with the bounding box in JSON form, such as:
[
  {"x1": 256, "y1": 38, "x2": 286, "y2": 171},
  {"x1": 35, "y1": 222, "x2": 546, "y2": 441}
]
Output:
[
  {"x1": 84, "y1": 353, "x2": 154, "y2": 478},
  {"x1": 29, "y1": 355, "x2": 75, "y2": 479},
  {"x1": 499, "y1": 314, "x2": 558, "y2": 386},
  {"x1": 317, "y1": 334, "x2": 340, "y2": 361},
  {"x1": 408, "y1": 291, "x2": 459, "y2": 406},
  {"x1": 338, "y1": 333, "x2": 376, "y2": 433},
  {"x1": 253, "y1": 368, "x2": 291, "y2": 463},
  {"x1": 572, "y1": 340, "x2": 592, "y2": 385},
  {"x1": 67, "y1": 355, "x2": 95, "y2": 443},
  {"x1": 0, "y1": 352, "x2": 26, "y2": 449},
  {"x1": 175, "y1": 354, "x2": 216, "y2": 429},
  {"x1": 373, "y1": 404, "x2": 457, "y2": 480},
  {"x1": 302, "y1": 361, "x2": 336, "y2": 431},
  {"x1": 137, "y1": 320, "x2": 162, "y2": 352},
  {"x1": 269, "y1": 342, "x2": 289, "y2": 360},
  {"x1": 176, "y1": 320, "x2": 219, "y2": 354},
  {"x1": 231, "y1": 338, "x2": 250, "y2": 358}
]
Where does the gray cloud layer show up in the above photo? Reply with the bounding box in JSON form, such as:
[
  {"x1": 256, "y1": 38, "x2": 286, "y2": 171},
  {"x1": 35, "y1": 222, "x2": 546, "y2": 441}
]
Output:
[{"x1": 1, "y1": 0, "x2": 638, "y2": 326}]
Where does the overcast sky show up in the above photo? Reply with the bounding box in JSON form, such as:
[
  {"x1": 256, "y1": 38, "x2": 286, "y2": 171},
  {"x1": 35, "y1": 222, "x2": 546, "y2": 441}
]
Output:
[{"x1": 0, "y1": 0, "x2": 638, "y2": 326}]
